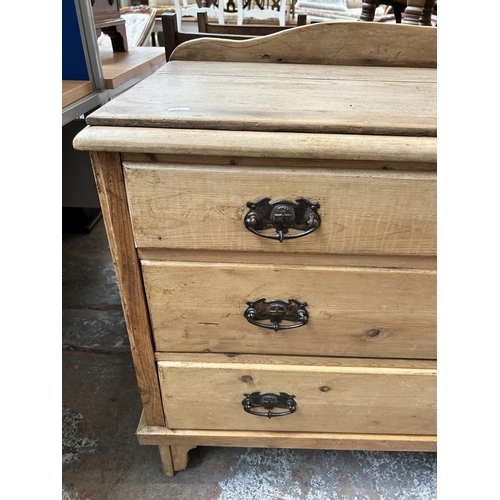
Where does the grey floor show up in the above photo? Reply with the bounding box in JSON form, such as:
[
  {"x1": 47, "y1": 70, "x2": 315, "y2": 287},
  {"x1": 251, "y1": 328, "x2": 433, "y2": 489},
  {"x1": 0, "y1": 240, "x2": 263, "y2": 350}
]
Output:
[{"x1": 62, "y1": 217, "x2": 437, "y2": 500}]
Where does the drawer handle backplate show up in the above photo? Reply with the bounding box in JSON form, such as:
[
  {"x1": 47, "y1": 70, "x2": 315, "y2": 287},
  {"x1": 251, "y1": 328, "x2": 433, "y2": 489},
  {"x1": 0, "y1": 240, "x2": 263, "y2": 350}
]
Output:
[
  {"x1": 242, "y1": 392, "x2": 297, "y2": 418},
  {"x1": 244, "y1": 298, "x2": 309, "y2": 331},
  {"x1": 245, "y1": 197, "x2": 321, "y2": 242}
]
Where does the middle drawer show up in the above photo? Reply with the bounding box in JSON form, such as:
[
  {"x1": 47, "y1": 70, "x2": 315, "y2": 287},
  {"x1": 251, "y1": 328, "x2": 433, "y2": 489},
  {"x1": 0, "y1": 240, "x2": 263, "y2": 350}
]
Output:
[{"x1": 142, "y1": 261, "x2": 436, "y2": 359}]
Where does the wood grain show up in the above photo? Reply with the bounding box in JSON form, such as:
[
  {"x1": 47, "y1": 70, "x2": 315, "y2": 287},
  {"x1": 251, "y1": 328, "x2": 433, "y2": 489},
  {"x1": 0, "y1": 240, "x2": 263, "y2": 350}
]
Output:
[
  {"x1": 171, "y1": 445, "x2": 196, "y2": 471},
  {"x1": 143, "y1": 261, "x2": 436, "y2": 359},
  {"x1": 84, "y1": 62, "x2": 436, "y2": 137},
  {"x1": 122, "y1": 153, "x2": 436, "y2": 172},
  {"x1": 89, "y1": 151, "x2": 165, "y2": 426},
  {"x1": 137, "y1": 248, "x2": 437, "y2": 270},
  {"x1": 158, "y1": 445, "x2": 174, "y2": 476},
  {"x1": 170, "y1": 21, "x2": 437, "y2": 68},
  {"x1": 154, "y1": 353, "x2": 437, "y2": 370},
  {"x1": 73, "y1": 126, "x2": 437, "y2": 166},
  {"x1": 123, "y1": 163, "x2": 436, "y2": 256},
  {"x1": 157, "y1": 355, "x2": 436, "y2": 434}
]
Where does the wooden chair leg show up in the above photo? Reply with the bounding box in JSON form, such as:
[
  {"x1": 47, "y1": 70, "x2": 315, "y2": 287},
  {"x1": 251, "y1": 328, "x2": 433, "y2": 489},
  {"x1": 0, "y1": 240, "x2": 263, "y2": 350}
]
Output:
[
  {"x1": 402, "y1": 0, "x2": 426, "y2": 25},
  {"x1": 359, "y1": 0, "x2": 377, "y2": 22},
  {"x1": 393, "y1": 5, "x2": 404, "y2": 23},
  {"x1": 162, "y1": 13, "x2": 179, "y2": 62},
  {"x1": 101, "y1": 25, "x2": 129, "y2": 52},
  {"x1": 419, "y1": 0, "x2": 435, "y2": 26},
  {"x1": 159, "y1": 445, "x2": 197, "y2": 476}
]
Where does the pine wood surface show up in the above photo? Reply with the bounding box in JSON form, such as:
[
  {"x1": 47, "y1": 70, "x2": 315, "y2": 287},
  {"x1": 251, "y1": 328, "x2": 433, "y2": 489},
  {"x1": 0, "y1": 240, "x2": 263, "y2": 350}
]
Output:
[
  {"x1": 157, "y1": 354, "x2": 436, "y2": 434},
  {"x1": 154, "y1": 353, "x2": 437, "y2": 369},
  {"x1": 89, "y1": 152, "x2": 165, "y2": 426},
  {"x1": 85, "y1": 62, "x2": 436, "y2": 136},
  {"x1": 73, "y1": 126, "x2": 437, "y2": 167},
  {"x1": 123, "y1": 153, "x2": 436, "y2": 172},
  {"x1": 158, "y1": 445, "x2": 174, "y2": 476},
  {"x1": 169, "y1": 21, "x2": 437, "y2": 68},
  {"x1": 158, "y1": 444, "x2": 194, "y2": 475},
  {"x1": 62, "y1": 80, "x2": 93, "y2": 108},
  {"x1": 137, "y1": 248, "x2": 437, "y2": 270},
  {"x1": 142, "y1": 261, "x2": 436, "y2": 359},
  {"x1": 123, "y1": 163, "x2": 436, "y2": 256}
]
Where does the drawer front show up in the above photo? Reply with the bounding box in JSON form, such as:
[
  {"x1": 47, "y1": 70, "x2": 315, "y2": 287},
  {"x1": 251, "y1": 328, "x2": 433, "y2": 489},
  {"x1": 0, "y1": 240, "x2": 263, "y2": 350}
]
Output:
[
  {"x1": 158, "y1": 355, "x2": 437, "y2": 435},
  {"x1": 142, "y1": 261, "x2": 436, "y2": 359},
  {"x1": 124, "y1": 163, "x2": 436, "y2": 256}
]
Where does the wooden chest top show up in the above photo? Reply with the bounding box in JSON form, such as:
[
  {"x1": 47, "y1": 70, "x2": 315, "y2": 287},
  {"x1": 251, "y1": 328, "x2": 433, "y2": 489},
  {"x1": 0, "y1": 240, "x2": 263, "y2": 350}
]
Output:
[{"x1": 84, "y1": 61, "x2": 436, "y2": 137}]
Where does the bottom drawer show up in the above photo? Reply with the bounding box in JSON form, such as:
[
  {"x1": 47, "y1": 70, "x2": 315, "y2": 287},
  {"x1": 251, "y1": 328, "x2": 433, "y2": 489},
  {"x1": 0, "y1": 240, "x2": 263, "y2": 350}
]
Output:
[{"x1": 157, "y1": 354, "x2": 436, "y2": 436}]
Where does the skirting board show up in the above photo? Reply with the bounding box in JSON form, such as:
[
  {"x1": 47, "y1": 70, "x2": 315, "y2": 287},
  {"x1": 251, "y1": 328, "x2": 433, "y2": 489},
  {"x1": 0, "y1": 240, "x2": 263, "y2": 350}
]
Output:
[{"x1": 136, "y1": 412, "x2": 437, "y2": 452}]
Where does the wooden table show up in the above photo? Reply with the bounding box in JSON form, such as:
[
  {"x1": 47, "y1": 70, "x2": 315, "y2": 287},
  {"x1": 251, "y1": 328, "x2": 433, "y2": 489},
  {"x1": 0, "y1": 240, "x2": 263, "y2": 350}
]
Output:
[
  {"x1": 99, "y1": 46, "x2": 166, "y2": 96},
  {"x1": 62, "y1": 80, "x2": 94, "y2": 109},
  {"x1": 63, "y1": 47, "x2": 165, "y2": 125}
]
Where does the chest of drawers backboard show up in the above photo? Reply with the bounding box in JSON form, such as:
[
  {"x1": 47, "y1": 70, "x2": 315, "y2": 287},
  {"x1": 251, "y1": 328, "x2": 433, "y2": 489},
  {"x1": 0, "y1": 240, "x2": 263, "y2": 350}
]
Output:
[{"x1": 73, "y1": 21, "x2": 437, "y2": 475}]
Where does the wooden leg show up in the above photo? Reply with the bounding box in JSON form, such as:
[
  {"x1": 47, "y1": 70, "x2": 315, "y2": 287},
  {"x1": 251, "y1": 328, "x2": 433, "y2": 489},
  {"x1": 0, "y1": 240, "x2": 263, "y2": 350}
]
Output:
[
  {"x1": 101, "y1": 25, "x2": 129, "y2": 52},
  {"x1": 419, "y1": 0, "x2": 435, "y2": 26},
  {"x1": 158, "y1": 445, "x2": 197, "y2": 476},
  {"x1": 159, "y1": 445, "x2": 175, "y2": 476},
  {"x1": 359, "y1": 0, "x2": 377, "y2": 22},
  {"x1": 393, "y1": 5, "x2": 404, "y2": 23},
  {"x1": 115, "y1": 23, "x2": 129, "y2": 51},
  {"x1": 402, "y1": 0, "x2": 426, "y2": 25}
]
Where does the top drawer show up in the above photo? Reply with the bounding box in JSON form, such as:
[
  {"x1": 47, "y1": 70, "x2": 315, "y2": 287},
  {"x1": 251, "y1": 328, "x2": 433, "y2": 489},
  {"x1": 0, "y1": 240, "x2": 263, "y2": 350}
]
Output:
[{"x1": 123, "y1": 163, "x2": 436, "y2": 256}]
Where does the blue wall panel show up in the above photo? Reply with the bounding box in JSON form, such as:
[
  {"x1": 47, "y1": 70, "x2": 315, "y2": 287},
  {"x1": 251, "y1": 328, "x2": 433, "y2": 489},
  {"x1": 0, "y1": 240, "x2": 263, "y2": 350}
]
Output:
[{"x1": 62, "y1": 0, "x2": 89, "y2": 80}]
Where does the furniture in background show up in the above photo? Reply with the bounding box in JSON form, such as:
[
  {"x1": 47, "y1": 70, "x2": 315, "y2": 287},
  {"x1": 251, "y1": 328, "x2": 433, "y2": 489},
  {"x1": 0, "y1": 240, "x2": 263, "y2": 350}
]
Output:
[
  {"x1": 99, "y1": 47, "x2": 165, "y2": 95},
  {"x1": 63, "y1": 0, "x2": 165, "y2": 232},
  {"x1": 173, "y1": 0, "x2": 225, "y2": 30},
  {"x1": 63, "y1": 0, "x2": 107, "y2": 126},
  {"x1": 197, "y1": 10, "x2": 306, "y2": 34},
  {"x1": 162, "y1": 12, "x2": 249, "y2": 60},
  {"x1": 64, "y1": 1, "x2": 165, "y2": 113},
  {"x1": 294, "y1": 0, "x2": 358, "y2": 22},
  {"x1": 98, "y1": 6, "x2": 158, "y2": 48},
  {"x1": 92, "y1": 0, "x2": 129, "y2": 51},
  {"x1": 236, "y1": 0, "x2": 288, "y2": 26},
  {"x1": 359, "y1": 0, "x2": 436, "y2": 25},
  {"x1": 162, "y1": 11, "x2": 307, "y2": 60},
  {"x1": 162, "y1": 11, "x2": 301, "y2": 59},
  {"x1": 63, "y1": 0, "x2": 108, "y2": 232},
  {"x1": 74, "y1": 20, "x2": 437, "y2": 475}
]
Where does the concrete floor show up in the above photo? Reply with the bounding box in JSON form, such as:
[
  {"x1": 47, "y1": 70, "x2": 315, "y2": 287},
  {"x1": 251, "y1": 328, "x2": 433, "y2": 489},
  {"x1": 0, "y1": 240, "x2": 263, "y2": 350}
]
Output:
[{"x1": 62, "y1": 217, "x2": 437, "y2": 500}]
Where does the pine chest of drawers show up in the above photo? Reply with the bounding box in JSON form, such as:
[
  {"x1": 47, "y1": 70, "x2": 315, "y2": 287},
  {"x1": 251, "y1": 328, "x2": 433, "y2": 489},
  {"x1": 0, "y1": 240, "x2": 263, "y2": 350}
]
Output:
[{"x1": 74, "y1": 22, "x2": 437, "y2": 475}]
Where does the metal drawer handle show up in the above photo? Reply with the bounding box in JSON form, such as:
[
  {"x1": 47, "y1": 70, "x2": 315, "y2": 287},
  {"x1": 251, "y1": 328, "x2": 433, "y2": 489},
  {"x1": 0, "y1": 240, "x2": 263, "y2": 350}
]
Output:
[
  {"x1": 245, "y1": 197, "x2": 321, "y2": 242},
  {"x1": 242, "y1": 392, "x2": 297, "y2": 418},
  {"x1": 244, "y1": 298, "x2": 309, "y2": 332}
]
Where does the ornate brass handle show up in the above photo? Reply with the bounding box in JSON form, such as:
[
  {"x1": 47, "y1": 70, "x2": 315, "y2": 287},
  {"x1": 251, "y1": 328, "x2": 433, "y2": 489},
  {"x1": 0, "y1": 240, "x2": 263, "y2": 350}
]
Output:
[
  {"x1": 244, "y1": 298, "x2": 309, "y2": 331},
  {"x1": 242, "y1": 392, "x2": 297, "y2": 418},
  {"x1": 245, "y1": 198, "x2": 321, "y2": 242}
]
